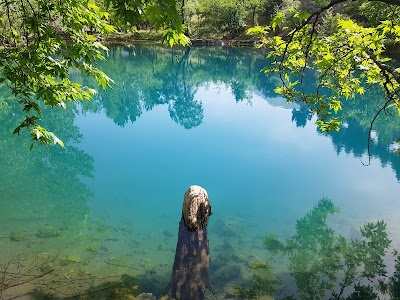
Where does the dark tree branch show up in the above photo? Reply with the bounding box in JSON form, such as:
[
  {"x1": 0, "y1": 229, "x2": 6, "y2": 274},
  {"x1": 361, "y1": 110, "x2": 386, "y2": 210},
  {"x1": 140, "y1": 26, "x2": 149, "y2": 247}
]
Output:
[
  {"x1": 388, "y1": 4, "x2": 400, "y2": 18},
  {"x1": 5, "y1": 0, "x2": 17, "y2": 46},
  {"x1": 369, "y1": 0, "x2": 400, "y2": 5},
  {"x1": 367, "y1": 50, "x2": 400, "y2": 85},
  {"x1": 358, "y1": 49, "x2": 400, "y2": 165},
  {"x1": 277, "y1": 279, "x2": 296, "y2": 298},
  {"x1": 316, "y1": 47, "x2": 354, "y2": 95},
  {"x1": 300, "y1": 15, "x2": 319, "y2": 94},
  {"x1": 278, "y1": 0, "x2": 354, "y2": 94},
  {"x1": 362, "y1": 97, "x2": 393, "y2": 166},
  {"x1": 279, "y1": 0, "x2": 352, "y2": 64},
  {"x1": 1, "y1": 269, "x2": 54, "y2": 291},
  {"x1": 282, "y1": 0, "x2": 400, "y2": 64}
]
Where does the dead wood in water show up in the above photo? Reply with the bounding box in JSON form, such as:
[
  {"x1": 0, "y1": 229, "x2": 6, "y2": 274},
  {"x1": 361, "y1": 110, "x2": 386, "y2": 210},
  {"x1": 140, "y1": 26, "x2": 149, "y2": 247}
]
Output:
[{"x1": 167, "y1": 185, "x2": 212, "y2": 300}]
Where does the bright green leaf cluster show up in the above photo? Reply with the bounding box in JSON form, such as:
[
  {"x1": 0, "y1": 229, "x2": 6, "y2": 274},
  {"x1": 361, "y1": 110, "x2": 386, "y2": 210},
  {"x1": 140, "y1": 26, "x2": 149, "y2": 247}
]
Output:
[
  {"x1": 106, "y1": 0, "x2": 189, "y2": 47},
  {"x1": 163, "y1": 25, "x2": 191, "y2": 47},
  {"x1": 249, "y1": 5, "x2": 400, "y2": 139},
  {"x1": 0, "y1": 0, "x2": 115, "y2": 147}
]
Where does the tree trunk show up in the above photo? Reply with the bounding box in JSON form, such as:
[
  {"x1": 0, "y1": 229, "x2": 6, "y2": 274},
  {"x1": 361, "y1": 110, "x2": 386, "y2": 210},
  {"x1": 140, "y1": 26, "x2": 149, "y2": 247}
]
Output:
[
  {"x1": 181, "y1": 0, "x2": 190, "y2": 36},
  {"x1": 168, "y1": 185, "x2": 212, "y2": 300}
]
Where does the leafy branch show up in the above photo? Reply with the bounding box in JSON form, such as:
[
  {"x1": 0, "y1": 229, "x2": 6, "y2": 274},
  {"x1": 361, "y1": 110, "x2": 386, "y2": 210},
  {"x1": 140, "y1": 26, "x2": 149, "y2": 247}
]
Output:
[{"x1": 248, "y1": 0, "x2": 400, "y2": 161}]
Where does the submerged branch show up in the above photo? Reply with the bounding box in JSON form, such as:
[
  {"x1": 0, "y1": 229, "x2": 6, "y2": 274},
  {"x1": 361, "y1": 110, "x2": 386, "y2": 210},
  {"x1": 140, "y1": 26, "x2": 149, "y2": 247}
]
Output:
[{"x1": 1, "y1": 269, "x2": 54, "y2": 292}]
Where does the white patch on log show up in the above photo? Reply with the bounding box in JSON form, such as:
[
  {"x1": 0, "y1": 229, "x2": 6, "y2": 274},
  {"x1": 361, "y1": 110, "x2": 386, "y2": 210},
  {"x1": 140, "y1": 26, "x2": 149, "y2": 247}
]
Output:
[{"x1": 182, "y1": 185, "x2": 211, "y2": 231}]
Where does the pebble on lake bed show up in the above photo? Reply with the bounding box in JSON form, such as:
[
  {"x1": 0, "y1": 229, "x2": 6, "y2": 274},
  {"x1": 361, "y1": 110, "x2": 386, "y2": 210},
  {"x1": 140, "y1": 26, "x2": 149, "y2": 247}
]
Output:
[{"x1": 36, "y1": 226, "x2": 61, "y2": 238}]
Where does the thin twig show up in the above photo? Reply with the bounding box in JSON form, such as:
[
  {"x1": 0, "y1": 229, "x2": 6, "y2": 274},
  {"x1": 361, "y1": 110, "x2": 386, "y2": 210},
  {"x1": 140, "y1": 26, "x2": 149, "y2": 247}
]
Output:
[
  {"x1": 300, "y1": 14, "x2": 319, "y2": 94},
  {"x1": 362, "y1": 97, "x2": 393, "y2": 166},
  {"x1": 1, "y1": 269, "x2": 54, "y2": 291}
]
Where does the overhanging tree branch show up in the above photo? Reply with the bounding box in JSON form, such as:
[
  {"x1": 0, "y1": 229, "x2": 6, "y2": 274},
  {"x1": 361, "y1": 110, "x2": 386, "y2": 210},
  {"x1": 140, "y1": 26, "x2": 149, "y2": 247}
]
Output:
[
  {"x1": 282, "y1": 0, "x2": 400, "y2": 64},
  {"x1": 272, "y1": 0, "x2": 400, "y2": 163},
  {"x1": 367, "y1": 50, "x2": 400, "y2": 85},
  {"x1": 362, "y1": 96, "x2": 393, "y2": 166}
]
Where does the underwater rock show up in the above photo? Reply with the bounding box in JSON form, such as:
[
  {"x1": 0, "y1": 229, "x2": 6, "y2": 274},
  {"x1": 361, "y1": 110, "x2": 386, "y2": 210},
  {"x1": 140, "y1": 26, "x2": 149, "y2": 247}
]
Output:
[
  {"x1": 36, "y1": 226, "x2": 61, "y2": 238},
  {"x1": 99, "y1": 245, "x2": 110, "y2": 253},
  {"x1": 139, "y1": 258, "x2": 150, "y2": 268},
  {"x1": 107, "y1": 284, "x2": 139, "y2": 300},
  {"x1": 59, "y1": 256, "x2": 80, "y2": 266},
  {"x1": 26, "y1": 239, "x2": 41, "y2": 248},
  {"x1": 223, "y1": 292, "x2": 236, "y2": 299},
  {"x1": 131, "y1": 239, "x2": 140, "y2": 247},
  {"x1": 231, "y1": 253, "x2": 247, "y2": 265},
  {"x1": 134, "y1": 293, "x2": 156, "y2": 300},
  {"x1": 9, "y1": 230, "x2": 24, "y2": 241},
  {"x1": 105, "y1": 237, "x2": 119, "y2": 242},
  {"x1": 213, "y1": 218, "x2": 243, "y2": 238},
  {"x1": 211, "y1": 262, "x2": 242, "y2": 285},
  {"x1": 39, "y1": 263, "x2": 54, "y2": 273},
  {"x1": 160, "y1": 296, "x2": 175, "y2": 300},
  {"x1": 162, "y1": 230, "x2": 174, "y2": 238},
  {"x1": 157, "y1": 243, "x2": 169, "y2": 250},
  {"x1": 86, "y1": 244, "x2": 99, "y2": 253},
  {"x1": 64, "y1": 269, "x2": 91, "y2": 279},
  {"x1": 214, "y1": 239, "x2": 236, "y2": 256}
]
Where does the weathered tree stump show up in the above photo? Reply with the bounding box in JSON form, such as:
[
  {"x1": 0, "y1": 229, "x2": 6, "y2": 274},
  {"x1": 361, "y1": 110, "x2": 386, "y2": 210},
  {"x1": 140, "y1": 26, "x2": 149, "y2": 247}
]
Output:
[{"x1": 168, "y1": 185, "x2": 212, "y2": 300}]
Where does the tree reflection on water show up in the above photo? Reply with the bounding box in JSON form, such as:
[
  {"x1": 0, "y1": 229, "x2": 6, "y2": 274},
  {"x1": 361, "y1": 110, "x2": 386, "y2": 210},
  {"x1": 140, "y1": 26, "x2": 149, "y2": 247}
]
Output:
[
  {"x1": 236, "y1": 198, "x2": 400, "y2": 300},
  {"x1": 82, "y1": 45, "x2": 399, "y2": 181}
]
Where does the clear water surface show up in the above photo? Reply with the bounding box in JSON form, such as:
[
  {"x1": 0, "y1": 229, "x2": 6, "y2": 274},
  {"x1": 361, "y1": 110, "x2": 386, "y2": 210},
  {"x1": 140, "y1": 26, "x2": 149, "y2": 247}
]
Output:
[{"x1": 0, "y1": 45, "x2": 399, "y2": 299}]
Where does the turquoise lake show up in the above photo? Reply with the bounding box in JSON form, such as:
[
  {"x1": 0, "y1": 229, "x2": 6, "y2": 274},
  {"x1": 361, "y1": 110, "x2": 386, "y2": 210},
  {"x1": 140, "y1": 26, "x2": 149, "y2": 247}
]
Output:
[{"x1": 0, "y1": 45, "x2": 399, "y2": 299}]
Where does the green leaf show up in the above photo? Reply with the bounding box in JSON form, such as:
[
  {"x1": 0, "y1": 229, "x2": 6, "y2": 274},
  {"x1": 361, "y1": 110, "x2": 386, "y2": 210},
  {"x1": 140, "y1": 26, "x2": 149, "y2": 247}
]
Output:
[
  {"x1": 271, "y1": 12, "x2": 284, "y2": 31},
  {"x1": 247, "y1": 26, "x2": 269, "y2": 36},
  {"x1": 12, "y1": 29, "x2": 19, "y2": 38}
]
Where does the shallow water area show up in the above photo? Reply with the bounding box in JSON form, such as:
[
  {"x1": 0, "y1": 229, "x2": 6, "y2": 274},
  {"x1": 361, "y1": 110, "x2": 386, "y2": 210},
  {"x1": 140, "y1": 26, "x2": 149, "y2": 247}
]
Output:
[{"x1": 0, "y1": 45, "x2": 399, "y2": 299}]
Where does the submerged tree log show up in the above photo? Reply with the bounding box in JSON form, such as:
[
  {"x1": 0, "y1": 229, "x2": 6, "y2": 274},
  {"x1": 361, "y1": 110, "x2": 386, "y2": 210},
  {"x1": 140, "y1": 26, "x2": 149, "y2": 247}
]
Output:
[{"x1": 169, "y1": 185, "x2": 212, "y2": 300}]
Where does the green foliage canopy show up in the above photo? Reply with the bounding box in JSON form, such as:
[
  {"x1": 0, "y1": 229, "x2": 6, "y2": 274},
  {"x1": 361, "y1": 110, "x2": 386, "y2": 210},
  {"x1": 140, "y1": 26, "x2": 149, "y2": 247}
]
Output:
[
  {"x1": 0, "y1": 0, "x2": 187, "y2": 148},
  {"x1": 0, "y1": 0, "x2": 115, "y2": 148},
  {"x1": 199, "y1": 0, "x2": 246, "y2": 36}
]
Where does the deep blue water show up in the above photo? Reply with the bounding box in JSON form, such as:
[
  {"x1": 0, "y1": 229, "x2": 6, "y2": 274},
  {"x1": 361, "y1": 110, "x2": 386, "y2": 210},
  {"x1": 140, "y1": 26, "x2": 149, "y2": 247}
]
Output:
[{"x1": 0, "y1": 45, "x2": 399, "y2": 299}]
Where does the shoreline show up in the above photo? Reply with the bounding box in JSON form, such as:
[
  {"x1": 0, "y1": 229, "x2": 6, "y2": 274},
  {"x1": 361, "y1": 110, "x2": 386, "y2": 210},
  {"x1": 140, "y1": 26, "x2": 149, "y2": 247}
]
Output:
[
  {"x1": 103, "y1": 32, "x2": 257, "y2": 47},
  {"x1": 103, "y1": 32, "x2": 400, "y2": 53}
]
